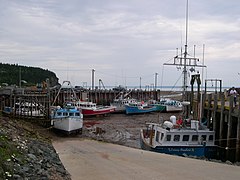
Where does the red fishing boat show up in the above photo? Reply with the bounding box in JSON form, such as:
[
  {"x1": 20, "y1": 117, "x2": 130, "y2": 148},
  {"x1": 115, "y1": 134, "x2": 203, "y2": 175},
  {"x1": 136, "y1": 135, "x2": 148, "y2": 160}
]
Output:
[{"x1": 72, "y1": 101, "x2": 116, "y2": 116}]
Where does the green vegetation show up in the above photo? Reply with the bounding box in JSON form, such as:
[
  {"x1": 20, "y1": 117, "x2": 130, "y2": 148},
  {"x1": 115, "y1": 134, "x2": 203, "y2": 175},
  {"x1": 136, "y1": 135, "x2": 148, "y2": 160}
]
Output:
[
  {"x1": 0, "y1": 63, "x2": 59, "y2": 87},
  {"x1": 0, "y1": 132, "x2": 23, "y2": 178}
]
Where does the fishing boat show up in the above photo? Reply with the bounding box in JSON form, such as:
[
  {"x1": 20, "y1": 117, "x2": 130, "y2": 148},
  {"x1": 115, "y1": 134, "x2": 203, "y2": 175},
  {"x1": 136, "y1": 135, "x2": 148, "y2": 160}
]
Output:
[
  {"x1": 149, "y1": 99, "x2": 183, "y2": 112},
  {"x1": 15, "y1": 102, "x2": 45, "y2": 117},
  {"x1": 51, "y1": 81, "x2": 83, "y2": 134},
  {"x1": 140, "y1": 116, "x2": 217, "y2": 158},
  {"x1": 51, "y1": 104, "x2": 83, "y2": 134},
  {"x1": 111, "y1": 90, "x2": 137, "y2": 113},
  {"x1": 140, "y1": 0, "x2": 216, "y2": 158},
  {"x1": 125, "y1": 102, "x2": 158, "y2": 115},
  {"x1": 72, "y1": 101, "x2": 116, "y2": 116},
  {"x1": 2, "y1": 106, "x2": 13, "y2": 116}
]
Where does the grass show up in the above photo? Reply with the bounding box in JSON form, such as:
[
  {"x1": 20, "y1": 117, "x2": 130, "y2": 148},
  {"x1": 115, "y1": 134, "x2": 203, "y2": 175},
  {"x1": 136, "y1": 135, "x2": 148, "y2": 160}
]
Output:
[{"x1": 0, "y1": 128, "x2": 24, "y2": 179}]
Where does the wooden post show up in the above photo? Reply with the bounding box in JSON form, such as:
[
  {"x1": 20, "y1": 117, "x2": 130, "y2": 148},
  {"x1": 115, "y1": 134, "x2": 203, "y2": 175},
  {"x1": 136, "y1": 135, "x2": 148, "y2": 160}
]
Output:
[
  {"x1": 207, "y1": 94, "x2": 212, "y2": 128},
  {"x1": 219, "y1": 94, "x2": 225, "y2": 147},
  {"x1": 213, "y1": 94, "x2": 218, "y2": 131},
  {"x1": 236, "y1": 96, "x2": 240, "y2": 162},
  {"x1": 226, "y1": 95, "x2": 233, "y2": 160}
]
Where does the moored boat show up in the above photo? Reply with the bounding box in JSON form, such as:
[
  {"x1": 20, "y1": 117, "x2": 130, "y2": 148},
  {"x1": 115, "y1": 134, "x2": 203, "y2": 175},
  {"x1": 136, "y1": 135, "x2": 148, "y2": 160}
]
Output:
[
  {"x1": 72, "y1": 101, "x2": 116, "y2": 116},
  {"x1": 149, "y1": 99, "x2": 183, "y2": 112},
  {"x1": 140, "y1": 116, "x2": 217, "y2": 158},
  {"x1": 110, "y1": 90, "x2": 137, "y2": 113},
  {"x1": 15, "y1": 102, "x2": 45, "y2": 117},
  {"x1": 51, "y1": 104, "x2": 83, "y2": 134},
  {"x1": 125, "y1": 102, "x2": 158, "y2": 115},
  {"x1": 111, "y1": 98, "x2": 137, "y2": 113},
  {"x1": 51, "y1": 80, "x2": 83, "y2": 134}
]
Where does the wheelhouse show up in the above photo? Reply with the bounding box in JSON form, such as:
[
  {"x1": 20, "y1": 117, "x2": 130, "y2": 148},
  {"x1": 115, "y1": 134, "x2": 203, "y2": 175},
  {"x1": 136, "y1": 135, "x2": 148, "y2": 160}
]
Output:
[{"x1": 144, "y1": 123, "x2": 215, "y2": 147}]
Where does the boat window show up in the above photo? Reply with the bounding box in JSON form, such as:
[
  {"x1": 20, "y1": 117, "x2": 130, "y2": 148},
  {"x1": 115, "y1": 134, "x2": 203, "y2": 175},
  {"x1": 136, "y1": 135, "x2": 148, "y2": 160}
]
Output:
[
  {"x1": 209, "y1": 135, "x2": 213, "y2": 141},
  {"x1": 192, "y1": 135, "x2": 198, "y2": 141},
  {"x1": 75, "y1": 112, "x2": 80, "y2": 116},
  {"x1": 63, "y1": 112, "x2": 67, "y2": 116},
  {"x1": 156, "y1": 132, "x2": 160, "y2": 142},
  {"x1": 183, "y1": 135, "x2": 189, "y2": 141},
  {"x1": 69, "y1": 112, "x2": 73, "y2": 116},
  {"x1": 161, "y1": 133, "x2": 164, "y2": 141},
  {"x1": 174, "y1": 135, "x2": 180, "y2": 141},
  {"x1": 166, "y1": 135, "x2": 171, "y2": 141},
  {"x1": 57, "y1": 112, "x2": 62, "y2": 116},
  {"x1": 201, "y1": 135, "x2": 207, "y2": 141}
]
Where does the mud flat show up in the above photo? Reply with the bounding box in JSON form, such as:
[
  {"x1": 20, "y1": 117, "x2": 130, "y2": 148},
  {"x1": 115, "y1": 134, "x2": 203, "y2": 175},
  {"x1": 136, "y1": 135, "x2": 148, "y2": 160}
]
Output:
[
  {"x1": 81, "y1": 112, "x2": 181, "y2": 148},
  {"x1": 53, "y1": 139, "x2": 240, "y2": 180}
]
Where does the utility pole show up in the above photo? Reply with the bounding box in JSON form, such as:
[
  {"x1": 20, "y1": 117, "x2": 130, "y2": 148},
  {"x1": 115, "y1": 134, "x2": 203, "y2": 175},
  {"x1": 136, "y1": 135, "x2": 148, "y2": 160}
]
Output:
[
  {"x1": 154, "y1": 73, "x2": 158, "y2": 90},
  {"x1": 140, "y1": 77, "x2": 142, "y2": 89},
  {"x1": 19, "y1": 66, "x2": 21, "y2": 88},
  {"x1": 91, "y1": 69, "x2": 95, "y2": 90},
  {"x1": 154, "y1": 73, "x2": 158, "y2": 100}
]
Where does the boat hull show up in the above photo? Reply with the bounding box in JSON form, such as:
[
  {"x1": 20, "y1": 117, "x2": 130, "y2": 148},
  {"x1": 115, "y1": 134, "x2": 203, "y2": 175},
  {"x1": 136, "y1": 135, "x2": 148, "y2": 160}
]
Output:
[
  {"x1": 52, "y1": 117, "x2": 83, "y2": 134},
  {"x1": 140, "y1": 130, "x2": 217, "y2": 158},
  {"x1": 153, "y1": 104, "x2": 182, "y2": 112},
  {"x1": 125, "y1": 105, "x2": 157, "y2": 115},
  {"x1": 81, "y1": 106, "x2": 115, "y2": 116}
]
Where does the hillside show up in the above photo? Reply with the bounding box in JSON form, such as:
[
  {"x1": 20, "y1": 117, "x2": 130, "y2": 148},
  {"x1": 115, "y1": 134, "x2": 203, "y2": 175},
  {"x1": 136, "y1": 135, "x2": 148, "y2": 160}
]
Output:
[{"x1": 0, "y1": 63, "x2": 59, "y2": 87}]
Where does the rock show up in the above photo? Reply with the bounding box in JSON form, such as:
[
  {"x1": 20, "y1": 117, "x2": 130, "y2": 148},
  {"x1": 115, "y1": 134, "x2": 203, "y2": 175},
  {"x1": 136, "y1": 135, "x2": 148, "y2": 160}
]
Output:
[
  {"x1": 12, "y1": 174, "x2": 21, "y2": 179},
  {"x1": 27, "y1": 153, "x2": 37, "y2": 160}
]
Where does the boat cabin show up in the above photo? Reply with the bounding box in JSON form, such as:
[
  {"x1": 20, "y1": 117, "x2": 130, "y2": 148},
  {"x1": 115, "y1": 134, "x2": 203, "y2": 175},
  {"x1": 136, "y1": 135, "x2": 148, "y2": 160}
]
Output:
[
  {"x1": 53, "y1": 108, "x2": 81, "y2": 118},
  {"x1": 144, "y1": 122, "x2": 215, "y2": 147}
]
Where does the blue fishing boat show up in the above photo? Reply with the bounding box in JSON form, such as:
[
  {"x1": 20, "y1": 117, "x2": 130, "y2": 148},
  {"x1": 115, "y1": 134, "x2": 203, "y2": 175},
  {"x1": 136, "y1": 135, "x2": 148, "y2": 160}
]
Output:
[
  {"x1": 125, "y1": 102, "x2": 158, "y2": 115},
  {"x1": 148, "y1": 99, "x2": 183, "y2": 112},
  {"x1": 140, "y1": 117, "x2": 217, "y2": 158},
  {"x1": 51, "y1": 81, "x2": 83, "y2": 134},
  {"x1": 51, "y1": 104, "x2": 83, "y2": 134}
]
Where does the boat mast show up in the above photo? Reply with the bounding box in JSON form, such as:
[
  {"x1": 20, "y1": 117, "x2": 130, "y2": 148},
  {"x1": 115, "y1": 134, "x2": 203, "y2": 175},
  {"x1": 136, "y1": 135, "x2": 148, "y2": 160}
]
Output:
[
  {"x1": 163, "y1": 0, "x2": 206, "y2": 102},
  {"x1": 183, "y1": 0, "x2": 189, "y2": 101}
]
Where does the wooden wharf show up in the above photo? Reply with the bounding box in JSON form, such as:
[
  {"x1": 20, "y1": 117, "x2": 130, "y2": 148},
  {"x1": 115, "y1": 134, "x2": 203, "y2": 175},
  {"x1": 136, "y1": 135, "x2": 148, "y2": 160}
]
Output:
[{"x1": 0, "y1": 86, "x2": 240, "y2": 162}]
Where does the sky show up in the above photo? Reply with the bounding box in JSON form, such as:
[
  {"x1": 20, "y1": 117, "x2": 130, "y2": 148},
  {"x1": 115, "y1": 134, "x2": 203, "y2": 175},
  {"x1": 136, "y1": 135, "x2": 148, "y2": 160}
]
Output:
[{"x1": 0, "y1": 0, "x2": 240, "y2": 90}]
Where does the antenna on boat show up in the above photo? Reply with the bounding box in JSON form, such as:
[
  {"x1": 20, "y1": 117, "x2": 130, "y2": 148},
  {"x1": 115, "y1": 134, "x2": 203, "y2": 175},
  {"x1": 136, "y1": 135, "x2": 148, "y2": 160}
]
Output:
[
  {"x1": 163, "y1": 0, "x2": 207, "y2": 120},
  {"x1": 163, "y1": 0, "x2": 206, "y2": 102}
]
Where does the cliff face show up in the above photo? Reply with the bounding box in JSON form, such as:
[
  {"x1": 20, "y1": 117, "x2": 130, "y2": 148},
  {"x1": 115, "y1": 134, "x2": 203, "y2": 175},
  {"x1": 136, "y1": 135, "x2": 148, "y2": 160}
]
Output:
[{"x1": 0, "y1": 63, "x2": 59, "y2": 87}]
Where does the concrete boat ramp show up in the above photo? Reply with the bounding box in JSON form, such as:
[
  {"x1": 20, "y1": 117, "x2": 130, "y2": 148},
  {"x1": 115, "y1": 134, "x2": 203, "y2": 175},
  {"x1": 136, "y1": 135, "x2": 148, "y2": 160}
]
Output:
[{"x1": 53, "y1": 139, "x2": 239, "y2": 180}]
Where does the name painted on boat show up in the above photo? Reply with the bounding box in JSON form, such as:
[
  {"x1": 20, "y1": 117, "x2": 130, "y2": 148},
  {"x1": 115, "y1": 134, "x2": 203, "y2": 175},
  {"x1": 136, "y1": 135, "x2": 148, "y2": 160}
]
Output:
[{"x1": 168, "y1": 148, "x2": 194, "y2": 152}]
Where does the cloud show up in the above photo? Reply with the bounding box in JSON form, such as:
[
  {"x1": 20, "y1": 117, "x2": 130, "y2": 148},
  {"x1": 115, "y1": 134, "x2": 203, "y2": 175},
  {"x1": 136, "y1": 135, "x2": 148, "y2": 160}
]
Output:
[{"x1": 0, "y1": 0, "x2": 240, "y2": 88}]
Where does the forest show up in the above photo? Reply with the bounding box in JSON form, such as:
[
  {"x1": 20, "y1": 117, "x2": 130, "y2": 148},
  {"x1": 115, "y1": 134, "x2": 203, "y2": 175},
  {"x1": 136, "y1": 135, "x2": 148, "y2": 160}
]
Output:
[{"x1": 0, "y1": 63, "x2": 59, "y2": 87}]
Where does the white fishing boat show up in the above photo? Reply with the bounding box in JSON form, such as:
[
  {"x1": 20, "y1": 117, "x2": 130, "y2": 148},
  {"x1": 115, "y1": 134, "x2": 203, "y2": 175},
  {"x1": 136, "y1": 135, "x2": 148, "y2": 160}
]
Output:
[
  {"x1": 15, "y1": 102, "x2": 45, "y2": 117},
  {"x1": 140, "y1": 116, "x2": 217, "y2": 158},
  {"x1": 51, "y1": 81, "x2": 83, "y2": 134},
  {"x1": 140, "y1": 0, "x2": 216, "y2": 158},
  {"x1": 111, "y1": 90, "x2": 137, "y2": 113},
  {"x1": 51, "y1": 104, "x2": 83, "y2": 134}
]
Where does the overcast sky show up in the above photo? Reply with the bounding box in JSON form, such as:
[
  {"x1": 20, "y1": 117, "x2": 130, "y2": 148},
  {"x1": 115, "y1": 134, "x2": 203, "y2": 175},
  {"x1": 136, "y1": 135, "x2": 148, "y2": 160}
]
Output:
[{"x1": 0, "y1": 0, "x2": 240, "y2": 89}]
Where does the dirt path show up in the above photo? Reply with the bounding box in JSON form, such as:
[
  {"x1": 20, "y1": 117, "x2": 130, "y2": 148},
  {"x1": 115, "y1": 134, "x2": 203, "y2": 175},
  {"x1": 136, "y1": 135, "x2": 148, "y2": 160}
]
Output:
[{"x1": 53, "y1": 139, "x2": 240, "y2": 180}]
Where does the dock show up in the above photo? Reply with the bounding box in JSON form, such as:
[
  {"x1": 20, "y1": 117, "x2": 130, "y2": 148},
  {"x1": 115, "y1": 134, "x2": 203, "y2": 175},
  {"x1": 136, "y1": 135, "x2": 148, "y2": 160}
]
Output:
[{"x1": 0, "y1": 86, "x2": 240, "y2": 162}]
